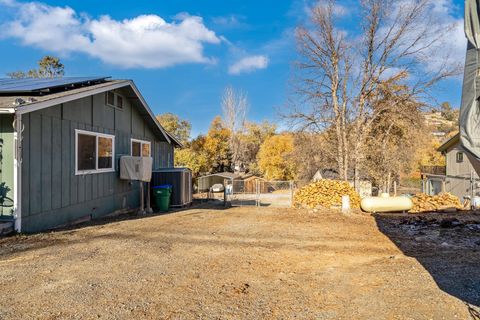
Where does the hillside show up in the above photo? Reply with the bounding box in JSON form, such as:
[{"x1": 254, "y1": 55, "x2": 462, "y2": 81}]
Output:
[{"x1": 423, "y1": 110, "x2": 458, "y2": 138}]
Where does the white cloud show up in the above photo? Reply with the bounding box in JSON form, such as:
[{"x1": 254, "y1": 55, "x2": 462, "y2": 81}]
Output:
[
  {"x1": 212, "y1": 14, "x2": 248, "y2": 30},
  {"x1": 228, "y1": 55, "x2": 269, "y2": 75},
  {"x1": 306, "y1": 1, "x2": 349, "y2": 18},
  {"x1": 0, "y1": 1, "x2": 221, "y2": 68},
  {"x1": 389, "y1": 0, "x2": 465, "y2": 75}
]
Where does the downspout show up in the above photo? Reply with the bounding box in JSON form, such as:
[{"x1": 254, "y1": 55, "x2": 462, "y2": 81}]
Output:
[{"x1": 13, "y1": 113, "x2": 22, "y2": 232}]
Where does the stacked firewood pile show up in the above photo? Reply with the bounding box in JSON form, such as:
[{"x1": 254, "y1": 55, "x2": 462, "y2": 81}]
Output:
[
  {"x1": 294, "y1": 180, "x2": 361, "y2": 209},
  {"x1": 409, "y1": 193, "x2": 464, "y2": 213}
]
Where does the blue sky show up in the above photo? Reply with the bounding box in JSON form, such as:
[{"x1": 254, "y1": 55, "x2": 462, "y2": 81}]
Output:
[{"x1": 0, "y1": 0, "x2": 467, "y2": 136}]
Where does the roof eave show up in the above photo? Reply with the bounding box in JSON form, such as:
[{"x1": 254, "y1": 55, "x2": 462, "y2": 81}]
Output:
[
  {"x1": 0, "y1": 108, "x2": 15, "y2": 114},
  {"x1": 166, "y1": 131, "x2": 184, "y2": 148},
  {"x1": 127, "y1": 80, "x2": 171, "y2": 144},
  {"x1": 14, "y1": 81, "x2": 131, "y2": 115},
  {"x1": 437, "y1": 133, "x2": 460, "y2": 152},
  {"x1": 11, "y1": 79, "x2": 172, "y2": 144}
]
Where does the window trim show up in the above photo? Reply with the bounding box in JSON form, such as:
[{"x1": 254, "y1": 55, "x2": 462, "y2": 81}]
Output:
[
  {"x1": 131, "y1": 138, "x2": 151, "y2": 157},
  {"x1": 75, "y1": 129, "x2": 115, "y2": 175},
  {"x1": 105, "y1": 91, "x2": 115, "y2": 108},
  {"x1": 105, "y1": 91, "x2": 124, "y2": 110},
  {"x1": 116, "y1": 95, "x2": 123, "y2": 109}
]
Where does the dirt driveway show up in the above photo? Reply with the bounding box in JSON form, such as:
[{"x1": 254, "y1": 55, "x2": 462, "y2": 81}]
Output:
[{"x1": 0, "y1": 206, "x2": 479, "y2": 319}]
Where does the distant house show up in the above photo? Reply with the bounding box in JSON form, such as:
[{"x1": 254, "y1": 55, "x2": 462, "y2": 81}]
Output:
[
  {"x1": 0, "y1": 77, "x2": 181, "y2": 233},
  {"x1": 436, "y1": 133, "x2": 478, "y2": 199},
  {"x1": 312, "y1": 169, "x2": 340, "y2": 181}
]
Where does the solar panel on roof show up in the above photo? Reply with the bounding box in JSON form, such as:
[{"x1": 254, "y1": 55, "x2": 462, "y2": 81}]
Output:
[{"x1": 0, "y1": 76, "x2": 111, "y2": 94}]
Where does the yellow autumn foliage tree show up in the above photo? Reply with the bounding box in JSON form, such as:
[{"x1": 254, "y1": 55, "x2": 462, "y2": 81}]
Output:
[
  {"x1": 203, "y1": 116, "x2": 231, "y2": 172},
  {"x1": 257, "y1": 134, "x2": 296, "y2": 180},
  {"x1": 418, "y1": 139, "x2": 446, "y2": 167}
]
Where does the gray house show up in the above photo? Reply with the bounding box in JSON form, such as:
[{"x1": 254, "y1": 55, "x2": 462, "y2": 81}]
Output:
[
  {"x1": 0, "y1": 77, "x2": 180, "y2": 233},
  {"x1": 436, "y1": 133, "x2": 478, "y2": 200}
]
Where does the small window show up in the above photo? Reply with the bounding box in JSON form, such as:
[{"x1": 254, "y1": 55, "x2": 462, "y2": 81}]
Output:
[
  {"x1": 142, "y1": 143, "x2": 150, "y2": 157},
  {"x1": 456, "y1": 152, "x2": 464, "y2": 163},
  {"x1": 131, "y1": 139, "x2": 151, "y2": 157},
  {"x1": 116, "y1": 95, "x2": 123, "y2": 109},
  {"x1": 76, "y1": 130, "x2": 115, "y2": 175},
  {"x1": 106, "y1": 91, "x2": 115, "y2": 107},
  {"x1": 132, "y1": 141, "x2": 141, "y2": 157},
  {"x1": 105, "y1": 91, "x2": 124, "y2": 109}
]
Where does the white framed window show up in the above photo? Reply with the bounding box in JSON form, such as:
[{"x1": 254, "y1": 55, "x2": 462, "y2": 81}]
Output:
[
  {"x1": 105, "y1": 91, "x2": 124, "y2": 109},
  {"x1": 75, "y1": 129, "x2": 115, "y2": 175},
  {"x1": 456, "y1": 152, "x2": 464, "y2": 163},
  {"x1": 131, "y1": 139, "x2": 151, "y2": 157},
  {"x1": 117, "y1": 95, "x2": 123, "y2": 108},
  {"x1": 105, "y1": 91, "x2": 115, "y2": 107}
]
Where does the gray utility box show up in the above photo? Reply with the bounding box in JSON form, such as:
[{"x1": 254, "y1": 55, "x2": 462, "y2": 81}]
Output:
[{"x1": 152, "y1": 168, "x2": 192, "y2": 207}]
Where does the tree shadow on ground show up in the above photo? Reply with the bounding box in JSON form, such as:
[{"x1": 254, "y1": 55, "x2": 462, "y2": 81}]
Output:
[{"x1": 374, "y1": 213, "x2": 480, "y2": 311}]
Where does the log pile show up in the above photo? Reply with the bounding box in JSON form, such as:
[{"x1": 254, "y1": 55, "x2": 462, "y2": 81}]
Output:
[
  {"x1": 409, "y1": 193, "x2": 464, "y2": 213},
  {"x1": 294, "y1": 180, "x2": 361, "y2": 209}
]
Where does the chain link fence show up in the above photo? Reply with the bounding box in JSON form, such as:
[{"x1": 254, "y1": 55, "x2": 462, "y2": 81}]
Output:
[{"x1": 225, "y1": 180, "x2": 294, "y2": 207}]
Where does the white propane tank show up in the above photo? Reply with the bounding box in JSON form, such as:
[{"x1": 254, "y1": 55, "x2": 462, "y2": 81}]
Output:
[{"x1": 361, "y1": 196, "x2": 413, "y2": 213}]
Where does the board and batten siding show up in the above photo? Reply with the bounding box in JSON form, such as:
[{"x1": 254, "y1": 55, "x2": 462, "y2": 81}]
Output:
[{"x1": 20, "y1": 91, "x2": 173, "y2": 233}]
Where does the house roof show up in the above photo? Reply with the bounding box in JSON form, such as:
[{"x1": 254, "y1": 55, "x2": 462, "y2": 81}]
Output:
[
  {"x1": 0, "y1": 76, "x2": 109, "y2": 94},
  {"x1": 312, "y1": 168, "x2": 369, "y2": 181},
  {"x1": 241, "y1": 174, "x2": 266, "y2": 181},
  {"x1": 437, "y1": 132, "x2": 460, "y2": 152},
  {"x1": 200, "y1": 172, "x2": 242, "y2": 180},
  {"x1": 165, "y1": 131, "x2": 183, "y2": 148},
  {"x1": 0, "y1": 78, "x2": 177, "y2": 145},
  {"x1": 0, "y1": 80, "x2": 125, "y2": 110}
]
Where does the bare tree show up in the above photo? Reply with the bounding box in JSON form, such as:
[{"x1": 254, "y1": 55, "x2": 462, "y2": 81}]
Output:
[
  {"x1": 291, "y1": 0, "x2": 351, "y2": 180},
  {"x1": 287, "y1": 0, "x2": 461, "y2": 185},
  {"x1": 361, "y1": 74, "x2": 426, "y2": 191},
  {"x1": 222, "y1": 85, "x2": 249, "y2": 172}
]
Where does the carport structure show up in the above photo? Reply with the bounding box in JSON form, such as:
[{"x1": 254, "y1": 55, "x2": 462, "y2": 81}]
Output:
[{"x1": 196, "y1": 172, "x2": 241, "y2": 193}]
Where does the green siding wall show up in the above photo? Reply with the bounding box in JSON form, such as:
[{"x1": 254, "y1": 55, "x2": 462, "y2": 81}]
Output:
[
  {"x1": 0, "y1": 114, "x2": 14, "y2": 216},
  {"x1": 20, "y1": 90, "x2": 174, "y2": 233}
]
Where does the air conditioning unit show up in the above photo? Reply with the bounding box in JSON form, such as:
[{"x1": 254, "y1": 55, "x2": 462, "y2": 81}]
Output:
[{"x1": 120, "y1": 156, "x2": 153, "y2": 182}]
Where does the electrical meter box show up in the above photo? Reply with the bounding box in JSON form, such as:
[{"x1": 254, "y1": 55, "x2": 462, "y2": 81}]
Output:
[{"x1": 120, "y1": 156, "x2": 153, "y2": 182}]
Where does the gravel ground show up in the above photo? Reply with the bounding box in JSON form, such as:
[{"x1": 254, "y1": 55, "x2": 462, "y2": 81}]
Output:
[{"x1": 0, "y1": 206, "x2": 479, "y2": 319}]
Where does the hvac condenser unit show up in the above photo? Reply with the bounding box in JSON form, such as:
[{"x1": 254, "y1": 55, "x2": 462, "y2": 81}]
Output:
[{"x1": 152, "y1": 168, "x2": 192, "y2": 207}]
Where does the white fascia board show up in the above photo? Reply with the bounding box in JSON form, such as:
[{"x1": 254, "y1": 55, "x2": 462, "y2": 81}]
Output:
[
  {"x1": 14, "y1": 81, "x2": 131, "y2": 115},
  {"x1": 13, "y1": 113, "x2": 22, "y2": 232}
]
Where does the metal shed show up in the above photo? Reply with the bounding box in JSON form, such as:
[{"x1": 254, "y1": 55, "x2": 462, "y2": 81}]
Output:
[{"x1": 196, "y1": 172, "x2": 241, "y2": 193}]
